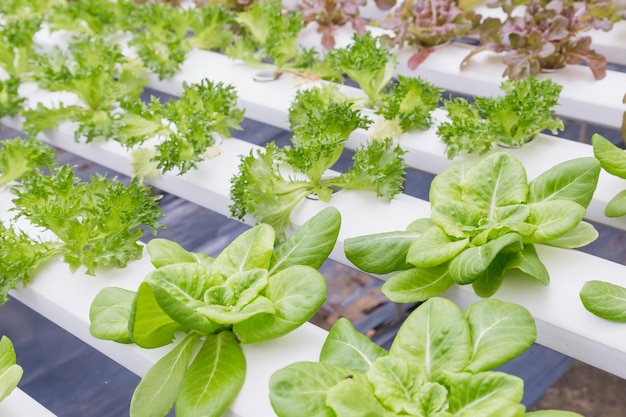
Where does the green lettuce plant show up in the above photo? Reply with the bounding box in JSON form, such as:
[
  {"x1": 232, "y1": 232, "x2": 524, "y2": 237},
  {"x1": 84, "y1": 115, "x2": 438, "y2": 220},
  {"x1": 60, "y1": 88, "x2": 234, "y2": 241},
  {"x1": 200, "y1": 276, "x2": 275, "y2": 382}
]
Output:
[
  {"x1": 580, "y1": 280, "x2": 626, "y2": 322},
  {"x1": 345, "y1": 152, "x2": 600, "y2": 300},
  {"x1": 592, "y1": 133, "x2": 626, "y2": 217},
  {"x1": 270, "y1": 296, "x2": 582, "y2": 417},
  {"x1": 0, "y1": 336, "x2": 23, "y2": 403},
  {"x1": 89, "y1": 207, "x2": 341, "y2": 417}
]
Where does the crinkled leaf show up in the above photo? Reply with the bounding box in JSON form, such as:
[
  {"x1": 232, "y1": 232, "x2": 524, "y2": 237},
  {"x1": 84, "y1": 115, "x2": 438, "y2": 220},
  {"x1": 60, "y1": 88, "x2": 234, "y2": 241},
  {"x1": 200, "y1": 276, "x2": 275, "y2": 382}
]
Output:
[
  {"x1": 367, "y1": 356, "x2": 427, "y2": 414},
  {"x1": 320, "y1": 318, "x2": 388, "y2": 374},
  {"x1": 528, "y1": 157, "x2": 600, "y2": 208},
  {"x1": 177, "y1": 332, "x2": 245, "y2": 417},
  {"x1": 382, "y1": 264, "x2": 454, "y2": 303},
  {"x1": 431, "y1": 201, "x2": 485, "y2": 239},
  {"x1": 390, "y1": 298, "x2": 472, "y2": 382},
  {"x1": 580, "y1": 280, "x2": 626, "y2": 322},
  {"x1": 129, "y1": 282, "x2": 180, "y2": 349},
  {"x1": 234, "y1": 265, "x2": 326, "y2": 343},
  {"x1": 270, "y1": 207, "x2": 341, "y2": 274},
  {"x1": 130, "y1": 333, "x2": 200, "y2": 417},
  {"x1": 270, "y1": 362, "x2": 350, "y2": 417},
  {"x1": 344, "y1": 231, "x2": 419, "y2": 274},
  {"x1": 408, "y1": 226, "x2": 469, "y2": 267},
  {"x1": 430, "y1": 160, "x2": 476, "y2": 206},
  {"x1": 464, "y1": 299, "x2": 536, "y2": 373},
  {"x1": 89, "y1": 287, "x2": 135, "y2": 344},
  {"x1": 449, "y1": 233, "x2": 523, "y2": 285}
]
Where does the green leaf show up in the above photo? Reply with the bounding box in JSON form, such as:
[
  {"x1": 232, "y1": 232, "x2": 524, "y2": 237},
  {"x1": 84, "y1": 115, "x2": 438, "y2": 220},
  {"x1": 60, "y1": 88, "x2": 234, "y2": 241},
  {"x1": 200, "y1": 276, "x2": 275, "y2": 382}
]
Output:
[
  {"x1": 147, "y1": 264, "x2": 222, "y2": 334},
  {"x1": 430, "y1": 160, "x2": 476, "y2": 206},
  {"x1": 177, "y1": 332, "x2": 246, "y2": 417},
  {"x1": 0, "y1": 336, "x2": 22, "y2": 402},
  {"x1": 381, "y1": 265, "x2": 454, "y2": 303},
  {"x1": 270, "y1": 362, "x2": 350, "y2": 417},
  {"x1": 326, "y1": 374, "x2": 395, "y2": 417},
  {"x1": 504, "y1": 244, "x2": 550, "y2": 285},
  {"x1": 390, "y1": 298, "x2": 472, "y2": 382},
  {"x1": 320, "y1": 318, "x2": 388, "y2": 374},
  {"x1": 470, "y1": 251, "x2": 512, "y2": 298},
  {"x1": 445, "y1": 371, "x2": 524, "y2": 416},
  {"x1": 234, "y1": 265, "x2": 326, "y2": 343},
  {"x1": 89, "y1": 287, "x2": 135, "y2": 343},
  {"x1": 580, "y1": 280, "x2": 626, "y2": 322},
  {"x1": 431, "y1": 201, "x2": 486, "y2": 239},
  {"x1": 147, "y1": 238, "x2": 213, "y2": 268},
  {"x1": 461, "y1": 153, "x2": 528, "y2": 216},
  {"x1": 344, "y1": 231, "x2": 419, "y2": 274},
  {"x1": 543, "y1": 222, "x2": 598, "y2": 249},
  {"x1": 449, "y1": 233, "x2": 523, "y2": 285},
  {"x1": 528, "y1": 157, "x2": 600, "y2": 208},
  {"x1": 592, "y1": 133, "x2": 626, "y2": 179},
  {"x1": 212, "y1": 223, "x2": 275, "y2": 278},
  {"x1": 526, "y1": 200, "x2": 585, "y2": 242},
  {"x1": 367, "y1": 356, "x2": 427, "y2": 414},
  {"x1": 407, "y1": 226, "x2": 469, "y2": 267},
  {"x1": 270, "y1": 207, "x2": 341, "y2": 274},
  {"x1": 605, "y1": 189, "x2": 626, "y2": 218},
  {"x1": 129, "y1": 282, "x2": 179, "y2": 349},
  {"x1": 130, "y1": 333, "x2": 200, "y2": 417},
  {"x1": 525, "y1": 411, "x2": 585, "y2": 417},
  {"x1": 464, "y1": 299, "x2": 536, "y2": 373}
]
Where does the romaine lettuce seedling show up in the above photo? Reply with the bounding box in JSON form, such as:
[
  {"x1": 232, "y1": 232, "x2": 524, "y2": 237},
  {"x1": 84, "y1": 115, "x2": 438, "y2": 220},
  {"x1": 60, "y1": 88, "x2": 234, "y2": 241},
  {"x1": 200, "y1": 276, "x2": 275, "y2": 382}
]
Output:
[
  {"x1": 345, "y1": 152, "x2": 600, "y2": 300},
  {"x1": 271, "y1": 296, "x2": 582, "y2": 417},
  {"x1": 89, "y1": 207, "x2": 341, "y2": 417}
]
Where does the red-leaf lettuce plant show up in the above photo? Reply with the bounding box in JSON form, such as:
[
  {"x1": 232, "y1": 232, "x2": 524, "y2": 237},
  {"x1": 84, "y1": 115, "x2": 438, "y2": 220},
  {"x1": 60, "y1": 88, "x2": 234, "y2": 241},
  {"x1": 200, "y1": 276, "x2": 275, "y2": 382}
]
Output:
[
  {"x1": 89, "y1": 207, "x2": 341, "y2": 417},
  {"x1": 293, "y1": 0, "x2": 367, "y2": 50},
  {"x1": 377, "y1": 0, "x2": 481, "y2": 69},
  {"x1": 271, "y1": 296, "x2": 582, "y2": 417},
  {"x1": 345, "y1": 152, "x2": 600, "y2": 300},
  {"x1": 462, "y1": 0, "x2": 621, "y2": 80}
]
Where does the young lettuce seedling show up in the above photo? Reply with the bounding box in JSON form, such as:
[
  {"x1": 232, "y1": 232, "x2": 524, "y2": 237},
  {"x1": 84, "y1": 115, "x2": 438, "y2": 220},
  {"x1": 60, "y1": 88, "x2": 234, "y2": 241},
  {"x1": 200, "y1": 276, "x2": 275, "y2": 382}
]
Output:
[
  {"x1": 271, "y1": 297, "x2": 582, "y2": 417},
  {"x1": 437, "y1": 77, "x2": 564, "y2": 158},
  {"x1": 89, "y1": 207, "x2": 341, "y2": 417},
  {"x1": 230, "y1": 86, "x2": 406, "y2": 241},
  {"x1": 345, "y1": 152, "x2": 600, "y2": 300}
]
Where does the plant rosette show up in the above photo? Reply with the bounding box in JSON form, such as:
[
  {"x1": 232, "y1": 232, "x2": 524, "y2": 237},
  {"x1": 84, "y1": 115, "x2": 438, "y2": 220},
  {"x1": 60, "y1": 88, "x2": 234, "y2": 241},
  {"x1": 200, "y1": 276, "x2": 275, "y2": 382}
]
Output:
[
  {"x1": 270, "y1": 296, "x2": 582, "y2": 417},
  {"x1": 89, "y1": 207, "x2": 341, "y2": 417},
  {"x1": 377, "y1": 0, "x2": 481, "y2": 70},
  {"x1": 462, "y1": 0, "x2": 619, "y2": 80},
  {"x1": 592, "y1": 133, "x2": 626, "y2": 218},
  {"x1": 345, "y1": 152, "x2": 600, "y2": 301}
]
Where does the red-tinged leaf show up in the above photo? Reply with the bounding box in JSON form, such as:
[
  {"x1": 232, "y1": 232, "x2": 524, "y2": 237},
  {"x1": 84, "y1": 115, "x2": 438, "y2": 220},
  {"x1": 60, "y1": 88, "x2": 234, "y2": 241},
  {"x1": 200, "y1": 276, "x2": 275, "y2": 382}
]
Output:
[{"x1": 407, "y1": 48, "x2": 433, "y2": 70}]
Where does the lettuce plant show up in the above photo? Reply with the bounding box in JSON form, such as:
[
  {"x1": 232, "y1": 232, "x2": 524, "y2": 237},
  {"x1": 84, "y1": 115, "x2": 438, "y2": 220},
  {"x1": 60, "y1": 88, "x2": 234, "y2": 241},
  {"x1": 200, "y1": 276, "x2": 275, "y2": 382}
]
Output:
[
  {"x1": 0, "y1": 137, "x2": 56, "y2": 187},
  {"x1": 230, "y1": 86, "x2": 406, "y2": 241},
  {"x1": 591, "y1": 133, "x2": 626, "y2": 217},
  {"x1": 437, "y1": 77, "x2": 564, "y2": 158},
  {"x1": 345, "y1": 152, "x2": 600, "y2": 300},
  {"x1": 378, "y1": 0, "x2": 481, "y2": 70},
  {"x1": 0, "y1": 336, "x2": 23, "y2": 403},
  {"x1": 580, "y1": 280, "x2": 626, "y2": 322},
  {"x1": 271, "y1": 296, "x2": 581, "y2": 417},
  {"x1": 0, "y1": 15, "x2": 43, "y2": 78},
  {"x1": 462, "y1": 0, "x2": 621, "y2": 80},
  {"x1": 294, "y1": 0, "x2": 367, "y2": 50},
  {"x1": 89, "y1": 207, "x2": 341, "y2": 417}
]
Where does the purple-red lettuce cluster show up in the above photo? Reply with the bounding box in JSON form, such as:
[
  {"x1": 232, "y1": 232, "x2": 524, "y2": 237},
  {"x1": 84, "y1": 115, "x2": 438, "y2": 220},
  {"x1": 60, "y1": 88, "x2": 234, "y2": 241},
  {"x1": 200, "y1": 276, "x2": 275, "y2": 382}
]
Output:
[{"x1": 294, "y1": 0, "x2": 367, "y2": 49}]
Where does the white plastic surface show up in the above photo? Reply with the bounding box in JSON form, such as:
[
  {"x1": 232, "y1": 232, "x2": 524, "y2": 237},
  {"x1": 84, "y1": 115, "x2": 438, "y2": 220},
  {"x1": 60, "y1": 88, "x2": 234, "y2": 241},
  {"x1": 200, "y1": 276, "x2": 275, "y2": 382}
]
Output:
[{"x1": 0, "y1": 389, "x2": 57, "y2": 416}]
